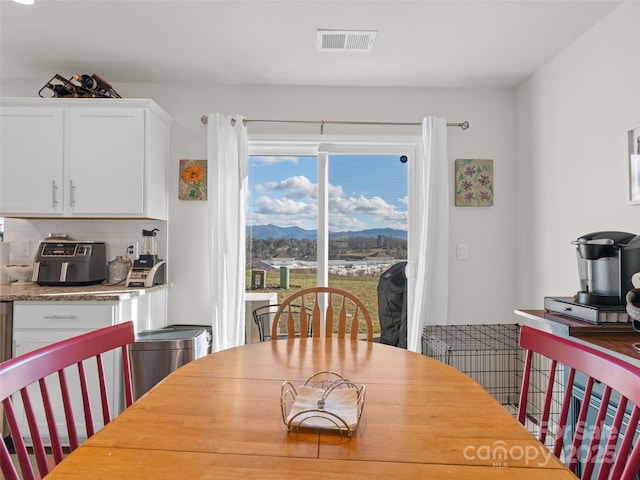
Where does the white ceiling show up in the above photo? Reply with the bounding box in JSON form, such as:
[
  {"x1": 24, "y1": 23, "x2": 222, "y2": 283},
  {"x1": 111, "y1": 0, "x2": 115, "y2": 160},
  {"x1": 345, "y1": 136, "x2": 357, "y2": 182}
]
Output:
[{"x1": 0, "y1": 0, "x2": 624, "y2": 91}]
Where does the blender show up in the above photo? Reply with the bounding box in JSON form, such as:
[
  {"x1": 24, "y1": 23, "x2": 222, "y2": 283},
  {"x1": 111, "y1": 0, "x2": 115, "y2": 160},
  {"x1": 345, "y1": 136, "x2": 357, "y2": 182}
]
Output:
[{"x1": 125, "y1": 229, "x2": 166, "y2": 287}]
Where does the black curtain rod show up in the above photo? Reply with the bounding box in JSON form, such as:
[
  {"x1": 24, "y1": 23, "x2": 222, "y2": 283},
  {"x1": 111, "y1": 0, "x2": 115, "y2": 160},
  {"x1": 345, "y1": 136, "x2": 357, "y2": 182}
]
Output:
[{"x1": 200, "y1": 116, "x2": 469, "y2": 133}]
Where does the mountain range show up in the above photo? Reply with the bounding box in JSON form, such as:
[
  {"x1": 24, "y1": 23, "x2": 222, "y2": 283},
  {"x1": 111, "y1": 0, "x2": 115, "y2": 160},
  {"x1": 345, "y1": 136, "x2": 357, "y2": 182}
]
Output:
[{"x1": 248, "y1": 224, "x2": 407, "y2": 240}]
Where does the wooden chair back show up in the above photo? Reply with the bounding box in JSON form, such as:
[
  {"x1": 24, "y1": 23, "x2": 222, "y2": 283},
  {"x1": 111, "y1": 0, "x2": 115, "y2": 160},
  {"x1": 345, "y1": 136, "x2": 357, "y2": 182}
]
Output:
[
  {"x1": 0, "y1": 321, "x2": 135, "y2": 480},
  {"x1": 518, "y1": 325, "x2": 640, "y2": 480},
  {"x1": 272, "y1": 287, "x2": 373, "y2": 341}
]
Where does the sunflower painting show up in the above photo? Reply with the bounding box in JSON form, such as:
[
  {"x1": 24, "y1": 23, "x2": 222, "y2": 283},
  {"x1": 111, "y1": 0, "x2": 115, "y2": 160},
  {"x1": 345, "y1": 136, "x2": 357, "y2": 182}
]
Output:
[
  {"x1": 455, "y1": 159, "x2": 493, "y2": 207},
  {"x1": 179, "y1": 160, "x2": 207, "y2": 200}
]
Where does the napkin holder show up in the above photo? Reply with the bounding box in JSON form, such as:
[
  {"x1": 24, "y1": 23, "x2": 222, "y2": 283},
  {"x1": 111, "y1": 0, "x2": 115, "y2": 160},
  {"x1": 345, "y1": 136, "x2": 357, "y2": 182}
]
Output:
[{"x1": 280, "y1": 370, "x2": 366, "y2": 437}]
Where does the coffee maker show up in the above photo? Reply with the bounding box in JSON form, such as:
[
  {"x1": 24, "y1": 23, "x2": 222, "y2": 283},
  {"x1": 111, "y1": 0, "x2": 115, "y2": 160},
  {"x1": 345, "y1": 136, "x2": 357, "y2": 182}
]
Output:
[
  {"x1": 125, "y1": 229, "x2": 166, "y2": 287},
  {"x1": 573, "y1": 231, "x2": 640, "y2": 306},
  {"x1": 545, "y1": 231, "x2": 640, "y2": 323}
]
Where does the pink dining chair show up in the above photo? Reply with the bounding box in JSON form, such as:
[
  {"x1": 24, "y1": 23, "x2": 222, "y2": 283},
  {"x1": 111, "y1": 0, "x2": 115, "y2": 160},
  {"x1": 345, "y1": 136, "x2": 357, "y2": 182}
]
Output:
[
  {"x1": 0, "y1": 321, "x2": 135, "y2": 480},
  {"x1": 518, "y1": 325, "x2": 640, "y2": 480}
]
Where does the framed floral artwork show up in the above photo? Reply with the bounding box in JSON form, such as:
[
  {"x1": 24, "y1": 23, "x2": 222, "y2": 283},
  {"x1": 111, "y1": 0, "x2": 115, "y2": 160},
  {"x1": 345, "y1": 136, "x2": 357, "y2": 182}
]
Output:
[
  {"x1": 179, "y1": 160, "x2": 207, "y2": 200},
  {"x1": 455, "y1": 159, "x2": 493, "y2": 206},
  {"x1": 629, "y1": 124, "x2": 640, "y2": 205}
]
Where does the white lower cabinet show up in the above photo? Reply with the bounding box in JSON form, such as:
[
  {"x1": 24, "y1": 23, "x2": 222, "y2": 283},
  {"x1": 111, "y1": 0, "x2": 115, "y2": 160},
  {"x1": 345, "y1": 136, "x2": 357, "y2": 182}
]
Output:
[{"x1": 12, "y1": 294, "x2": 166, "y2": 446}]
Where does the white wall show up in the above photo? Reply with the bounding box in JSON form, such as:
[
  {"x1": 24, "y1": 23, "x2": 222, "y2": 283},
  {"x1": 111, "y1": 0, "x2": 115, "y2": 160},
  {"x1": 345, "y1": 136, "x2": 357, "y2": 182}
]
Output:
[
  {"x1": 136, "y1": 85, "x2": 518, "y2": 328},
  {"x1": 2, "y1": 82, "x2": 518, "y2": 328},
  {"x1": 515, "y1": 0, "x2": 640, "y2": 309}
]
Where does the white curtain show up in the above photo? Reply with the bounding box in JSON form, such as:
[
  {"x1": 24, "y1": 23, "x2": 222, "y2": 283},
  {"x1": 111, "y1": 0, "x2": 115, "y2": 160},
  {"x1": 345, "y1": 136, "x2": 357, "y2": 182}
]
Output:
[
  {"x1": 207, "y1": 114, "x2": 248, "y2": 352},
  {"x1": 406, "y1": 116, "x2": 449, "y2": 352}
]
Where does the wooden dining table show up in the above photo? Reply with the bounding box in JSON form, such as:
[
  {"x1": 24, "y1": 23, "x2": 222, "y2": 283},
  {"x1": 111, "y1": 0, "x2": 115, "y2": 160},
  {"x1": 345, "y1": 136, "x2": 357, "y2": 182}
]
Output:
[{"x1": 46, "y1": 338, "x2": 577, "y2": 479}]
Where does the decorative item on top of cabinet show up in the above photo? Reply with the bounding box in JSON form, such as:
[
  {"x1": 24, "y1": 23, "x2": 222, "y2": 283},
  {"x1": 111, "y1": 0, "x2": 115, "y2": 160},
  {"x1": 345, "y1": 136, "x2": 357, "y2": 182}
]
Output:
[
  {"x1": 0, "y1": 98, "x2": 171, "y2": 219},
  {"x1": 38, "y1": 73, "x2": 121, "y2": 99}
]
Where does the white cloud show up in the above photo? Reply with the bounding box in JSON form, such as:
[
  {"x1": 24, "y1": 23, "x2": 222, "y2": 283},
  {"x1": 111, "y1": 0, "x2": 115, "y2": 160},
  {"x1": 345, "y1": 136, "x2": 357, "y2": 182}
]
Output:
[
  {"x1": 329, "y1": 215, "x2": 368, "y2": 231},
  {"x1": 256, "y1": 175, "x2": 316, "y2": 199},
  {"x1": 250, "y1": 175, "x2": 406, "y2": 231},
  {"x1": 250, "y1": 156, "x2": 299, "y2": 166},
  {"x1": 254, "y1": 195, "x2": 314, "y2": 216},
  {"x1": 329, "y1": 188, "x2": 407, "y2": 230}
]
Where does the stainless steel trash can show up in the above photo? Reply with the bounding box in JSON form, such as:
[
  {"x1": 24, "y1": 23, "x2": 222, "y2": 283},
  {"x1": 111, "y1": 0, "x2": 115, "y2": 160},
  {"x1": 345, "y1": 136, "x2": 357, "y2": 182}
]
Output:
[
  {"x1": 166, "y1": 324, "x2": 212, "y2": 354},
  {"x1": 128, "y1": 327, "x2": 208, "y2": 401}
]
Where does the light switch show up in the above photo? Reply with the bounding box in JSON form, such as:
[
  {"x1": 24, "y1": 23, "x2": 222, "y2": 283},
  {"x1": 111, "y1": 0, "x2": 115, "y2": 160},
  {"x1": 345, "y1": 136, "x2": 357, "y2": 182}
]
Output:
[{"x1": 456, "y1": 243, "x2": 468, "y2": 261}]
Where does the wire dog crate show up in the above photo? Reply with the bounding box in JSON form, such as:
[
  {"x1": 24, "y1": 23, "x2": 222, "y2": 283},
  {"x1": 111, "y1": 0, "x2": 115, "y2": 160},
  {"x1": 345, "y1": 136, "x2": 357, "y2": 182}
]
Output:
[
  {"x1": 421, "y1": 324, "x2": 522, "y2": 411},
  {"x1": 421, "y1": 323, "x2": 564, "y2": 450}
]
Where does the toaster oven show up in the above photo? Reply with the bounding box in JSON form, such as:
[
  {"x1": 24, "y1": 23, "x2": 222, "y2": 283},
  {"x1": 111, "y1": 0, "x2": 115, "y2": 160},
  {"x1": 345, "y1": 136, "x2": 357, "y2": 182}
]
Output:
[{"x1": 33, "y1": 240, "x2": 106, "y2": 286}]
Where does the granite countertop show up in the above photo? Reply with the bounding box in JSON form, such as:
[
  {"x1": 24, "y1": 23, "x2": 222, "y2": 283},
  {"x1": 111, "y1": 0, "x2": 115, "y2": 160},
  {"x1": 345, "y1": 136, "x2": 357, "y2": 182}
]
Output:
[{"x1": 0, "y1": 282, "x2": 169, "y2": 302}]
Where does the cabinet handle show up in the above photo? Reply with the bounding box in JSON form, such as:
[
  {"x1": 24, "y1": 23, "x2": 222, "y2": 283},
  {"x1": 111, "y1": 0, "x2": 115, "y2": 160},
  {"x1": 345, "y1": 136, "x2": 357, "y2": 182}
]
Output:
[
  {"x1": 52, "y1": 180, "x2": 58, "y2": 207},
  {"x1": 32, "y1": 262, "x2": 41, "y2": 282},
  {"x1": 42, "y1": 315, "x2": 78, "y2": 320},
  {"x1": 59, "y1": 262, "x2": 69, "y2": 282},
  {"x1": 69, "y1": 180, "x2": 76, "y2": 207}
]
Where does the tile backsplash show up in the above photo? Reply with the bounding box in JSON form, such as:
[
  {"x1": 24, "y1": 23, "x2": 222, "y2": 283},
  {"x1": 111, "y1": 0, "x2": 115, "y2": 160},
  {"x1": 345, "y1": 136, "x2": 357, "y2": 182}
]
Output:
[{"x1": 2, "y1": 218, "x2": 168, "y2": 265}]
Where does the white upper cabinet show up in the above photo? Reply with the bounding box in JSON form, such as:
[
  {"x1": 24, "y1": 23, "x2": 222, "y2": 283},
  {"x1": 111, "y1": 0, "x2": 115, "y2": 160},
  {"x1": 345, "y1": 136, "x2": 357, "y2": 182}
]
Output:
[
  {"x1": 66, "y1": 108, "x2": 145, "y2": 215},
  {"x1": 0, "y1": 106, "x2": 65, "y2": 215},
  {"x1": 0, "y1": 98, "x2": 171, "y2": 219}
]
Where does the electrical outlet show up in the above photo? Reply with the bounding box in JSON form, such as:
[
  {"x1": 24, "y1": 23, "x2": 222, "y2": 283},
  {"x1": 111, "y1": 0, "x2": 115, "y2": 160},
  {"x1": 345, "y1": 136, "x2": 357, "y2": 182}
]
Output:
[{"x1": 456, "y1": 243, "x2": 468, "y2": 261}]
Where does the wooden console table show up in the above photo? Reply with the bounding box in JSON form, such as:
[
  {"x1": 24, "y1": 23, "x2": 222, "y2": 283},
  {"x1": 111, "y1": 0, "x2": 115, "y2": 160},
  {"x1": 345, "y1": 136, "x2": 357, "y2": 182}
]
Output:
[{"x1": 515, "y1": 309, "x2": 640, "y2": 364}]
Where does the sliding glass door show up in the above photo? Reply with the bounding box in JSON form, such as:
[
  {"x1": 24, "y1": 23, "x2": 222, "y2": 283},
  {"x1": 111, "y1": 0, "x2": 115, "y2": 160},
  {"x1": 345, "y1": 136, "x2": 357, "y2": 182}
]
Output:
[{"x1": 247, "y1": 138, "x2": 416, "y2": 336}]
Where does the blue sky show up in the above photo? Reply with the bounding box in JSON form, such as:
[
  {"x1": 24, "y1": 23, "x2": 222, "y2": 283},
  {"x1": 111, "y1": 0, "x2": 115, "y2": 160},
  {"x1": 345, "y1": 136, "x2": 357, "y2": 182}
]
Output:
[{"x1": 248, "y1": 154, "x2": 407, "y2": 232}]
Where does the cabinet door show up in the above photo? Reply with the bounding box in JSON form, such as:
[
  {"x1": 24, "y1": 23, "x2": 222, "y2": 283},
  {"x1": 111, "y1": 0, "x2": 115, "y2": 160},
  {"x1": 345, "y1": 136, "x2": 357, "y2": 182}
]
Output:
[
  {"x1": 66, "y1": 108, "x2": 145, "y2": 215},
  {"x1": 0, "y1": 107, "x2": 64, "y2": 215},
  {"x1": 12, "y1": 303, "x2": 120, "y2": 446}
]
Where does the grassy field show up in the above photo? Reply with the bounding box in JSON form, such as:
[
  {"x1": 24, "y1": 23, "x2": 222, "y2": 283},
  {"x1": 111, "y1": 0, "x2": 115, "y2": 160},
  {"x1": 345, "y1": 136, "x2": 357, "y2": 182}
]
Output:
[{"x1": 247, "y1": 271, "x2": 382, "y2": 333}]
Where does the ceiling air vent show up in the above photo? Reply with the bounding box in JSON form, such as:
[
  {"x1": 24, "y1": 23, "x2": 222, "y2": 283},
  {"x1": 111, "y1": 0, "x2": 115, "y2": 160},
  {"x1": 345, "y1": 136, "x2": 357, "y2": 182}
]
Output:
[{"x1": 317, "y1": 30, "x2": 377, "y2": 52}]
